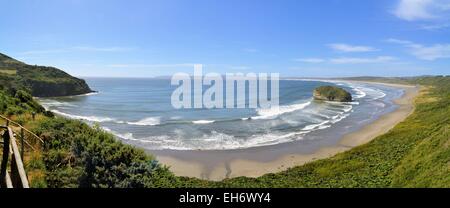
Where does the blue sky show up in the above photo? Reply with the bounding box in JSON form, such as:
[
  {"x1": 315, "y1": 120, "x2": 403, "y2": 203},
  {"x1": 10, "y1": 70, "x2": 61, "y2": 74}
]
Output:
[{"x1": 1, "y1": 0, "x2": 449, "y2": 77}]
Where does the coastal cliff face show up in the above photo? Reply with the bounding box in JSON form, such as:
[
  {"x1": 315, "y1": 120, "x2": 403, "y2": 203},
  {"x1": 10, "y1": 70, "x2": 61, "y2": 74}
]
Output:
[
  {"x1": 0, "y1": 53, "x2": 93, "y2": 97},
  {"x1": 22, "y1": 77, "x2": 93, "y2": 97},
  {"x1": 313, "y1": 86, "x2": 352, "y2": 102}
]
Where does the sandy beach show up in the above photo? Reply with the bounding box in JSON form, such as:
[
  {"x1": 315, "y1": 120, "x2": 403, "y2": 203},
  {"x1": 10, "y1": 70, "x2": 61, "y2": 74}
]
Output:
[{"x1": 156, "y1": 82, "x2": 419, "y2": 181}]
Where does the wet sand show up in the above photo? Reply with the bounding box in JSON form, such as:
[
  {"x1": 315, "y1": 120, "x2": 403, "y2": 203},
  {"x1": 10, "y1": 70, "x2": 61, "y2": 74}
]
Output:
[{"x1": 154, "y1": 82, "x2": 419, "y2": 181}]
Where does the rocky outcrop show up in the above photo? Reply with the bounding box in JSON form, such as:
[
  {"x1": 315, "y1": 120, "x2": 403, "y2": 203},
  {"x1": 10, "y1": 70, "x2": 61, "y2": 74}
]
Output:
[
  {"x1": 313, "y1": 86, "x2": 352, "y2": 102},
  {"x1": 23, "y1": 78, "x2": 93, "y2": 97}
]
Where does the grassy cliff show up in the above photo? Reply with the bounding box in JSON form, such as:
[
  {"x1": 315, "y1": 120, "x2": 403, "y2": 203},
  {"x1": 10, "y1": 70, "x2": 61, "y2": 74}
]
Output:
[{"x1": 0, "y1": 53, "x2": 93, "y2": 97}]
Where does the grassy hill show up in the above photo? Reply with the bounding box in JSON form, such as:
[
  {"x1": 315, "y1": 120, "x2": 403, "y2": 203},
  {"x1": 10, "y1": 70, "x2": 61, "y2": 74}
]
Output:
[{"x1": 0, "y1": 53, "x2": 93, "y2": 97}]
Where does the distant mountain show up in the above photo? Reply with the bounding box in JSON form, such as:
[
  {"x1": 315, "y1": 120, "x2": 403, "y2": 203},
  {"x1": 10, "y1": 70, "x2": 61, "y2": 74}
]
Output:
[{"x1": 0, "y1": 52, "x2": 93, "y2": 97}]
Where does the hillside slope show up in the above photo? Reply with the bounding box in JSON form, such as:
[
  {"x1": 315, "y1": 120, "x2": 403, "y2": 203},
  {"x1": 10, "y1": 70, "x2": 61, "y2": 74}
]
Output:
[{"x1": 0, "y1": 53, "x2": 93, "y2": 97}]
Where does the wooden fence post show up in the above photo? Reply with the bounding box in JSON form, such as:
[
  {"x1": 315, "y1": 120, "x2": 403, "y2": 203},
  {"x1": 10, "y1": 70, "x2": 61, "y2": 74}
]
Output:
[
  {"x1": 1, "y1": 130, "x2": 10, "y2": 188},
  {"x1": 9, "y1": 127, "x2": 29, "y2": 188},
  {"x1": 20, "y1": 128, "x2": 24, "y2": 159}
]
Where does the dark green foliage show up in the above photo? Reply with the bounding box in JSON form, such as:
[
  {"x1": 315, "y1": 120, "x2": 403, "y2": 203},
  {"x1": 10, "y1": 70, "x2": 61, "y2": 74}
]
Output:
[
  {"x1": 0, "y1": 89, "x2": 44, "y2": 115},
  {"x1": 31, "y1": 117, "x2": 180, "y2": 188},
  {"x1": 15, "y1": 90, "x2": 46, "y2": 113}
]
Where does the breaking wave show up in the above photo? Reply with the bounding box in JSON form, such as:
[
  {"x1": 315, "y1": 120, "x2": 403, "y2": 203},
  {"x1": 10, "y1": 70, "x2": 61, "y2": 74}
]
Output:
[
  {"x1": 126, "y1": 117, "x2": 161, "y2": 126},
  {"x1": 52, "y1": 110, "x2": 116, "y2": 123},
  {"x1": 192, "y1": 120, "x2": 215, "y2": 124},
  {"x1": 252, "y1": 100, "x2": 312, "y2": 120}
]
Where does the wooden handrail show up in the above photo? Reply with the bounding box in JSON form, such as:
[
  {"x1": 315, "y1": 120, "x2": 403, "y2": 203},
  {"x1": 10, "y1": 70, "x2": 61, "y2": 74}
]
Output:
[
  {"x1": 0, "y1": 128, "x2": 10, "y2": 188},
  {"x1": 0, "y1": 126, "x2": 36, "y2": 151},
  {"x1": 1, "y1": 127, "x2": 29, "y2": 188},
  {"x1": 0, "y1": 114, "x2": 44, "y2": 144},
  {"x1": 8, "y1": 127, "x2": 29, "y2": 188},
  {"x1": 0, "y1": 114, "x2": 44, "y2": 188},
  {"x1": 5, "y1": 172, "x2": 13, "y2": 188},
  {"x1": 0, "y1": 114, "x2": 41, "y2": 188}
]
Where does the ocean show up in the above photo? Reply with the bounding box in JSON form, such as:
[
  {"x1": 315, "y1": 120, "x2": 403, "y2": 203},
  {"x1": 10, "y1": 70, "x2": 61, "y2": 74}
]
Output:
[{"x1": 38, "y1": 78, "x2": 404, "y2": 151}]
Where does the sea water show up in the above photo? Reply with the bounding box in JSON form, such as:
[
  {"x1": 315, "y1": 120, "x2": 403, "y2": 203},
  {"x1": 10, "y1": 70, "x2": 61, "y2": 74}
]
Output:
[{"x1": 38, "y1": 78, "x2": 403, "y2": 150}]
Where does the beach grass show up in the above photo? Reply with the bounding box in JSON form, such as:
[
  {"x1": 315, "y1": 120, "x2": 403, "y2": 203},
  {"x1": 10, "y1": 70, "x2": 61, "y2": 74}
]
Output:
[{"x1": 0, "y1": 69, "x2": 16, "y2": 75}]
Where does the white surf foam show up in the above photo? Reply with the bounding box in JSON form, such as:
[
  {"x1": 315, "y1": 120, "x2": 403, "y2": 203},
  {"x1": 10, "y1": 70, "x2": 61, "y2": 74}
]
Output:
[
  {"x1": 74, "y1": 92, "x2": 99, "y2": 97},
  {"x1": 105, "y1": 105, "x2": 355, "y2": 151},
  {"x1": 52, "y1": 110, "x2": 116, "y2": 122},
  {"x1": 127, "y1": 117, "x2": 161, "y2": 126},
  {"x1": 39, "y1": 100, "x2": 77, "y2": 108},
  {"x1": 103, "y1": 124, "x2": 312, "y2": 150},
  {"x1": 325, "y1": 101, "x2": 359, "y2": 105},
  {"x1": 252, "y1": 100, "x2": 312, "y2": 120},
  {"x1": 349, "y1": 85, "x2": 387, "y2": 101},
  {"x1": 352, "y1": 87, "x2": 367, "y2": 99},
  {"x1": 121, "y1": 131, "x2": 305, "y2": 150},
  {"x1": 192, "y1": 120, "x2": 215, "y2": 124},
  {"x1": 372, "y1": 90, "x2": 386, "y2": 100},
  {"x1": 302, "y1": 120, "x2": 330, "y2": 131}
]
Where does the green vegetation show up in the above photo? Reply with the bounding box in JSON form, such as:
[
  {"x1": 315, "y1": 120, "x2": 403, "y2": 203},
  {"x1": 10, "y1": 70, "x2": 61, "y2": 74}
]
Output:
[
  {"x1": 1, "y1": 52, "x2": 179, "y2": 188},
  {"x1": 1, "y1": 51, "x2": 449, "y2": 187},
  {"x1": 0, "y1": 53, "x2": 93, "y2": 97},
  {"x1": 0, "y1": 89, "x2": 180, "y2": 188},
  {"x1": 28, "y1": 117, "x2": 180, "y2": 188},
  {"x1": 313, "y1": 85, "x2": 352, "y2": 102},
  {"x1": 0, "y1": 89, "x2": 46, "y2": 116}
]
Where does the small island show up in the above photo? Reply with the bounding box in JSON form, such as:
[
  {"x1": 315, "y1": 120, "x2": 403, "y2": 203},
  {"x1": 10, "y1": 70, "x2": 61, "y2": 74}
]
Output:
[{"x1": 313, "y1": 86, "x2": 352, "y2": 102}]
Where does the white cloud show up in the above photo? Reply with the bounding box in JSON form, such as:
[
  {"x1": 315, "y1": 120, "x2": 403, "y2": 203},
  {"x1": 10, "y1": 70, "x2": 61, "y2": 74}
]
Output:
[
  {"x1": 293, "y1": 58, "x2": 326, "y2": 63},
  {"x1": 386, "y1": 38, "x2": 421, "y2": 46},
  {"x1": 393, "y1": 0, "x2": 450, "y2": 21},
  {"x1": 328, "y1": 43, "x2": 378, "y2": 52},
  {"x1": 330, "y1": 56, "x2": 396, "y2": 64},
  {"x1": 410, "y1": 44, "x2": 450, "y2": 60},
  {"x1": 386, "y1": 38, "x2": 450, "y2": 60},
  {"x1": 394, "y1": 0, "x2": 435, "y2": 21}
]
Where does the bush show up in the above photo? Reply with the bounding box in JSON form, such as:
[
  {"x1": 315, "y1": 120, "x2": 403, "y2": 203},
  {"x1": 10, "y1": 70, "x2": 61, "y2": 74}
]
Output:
[{"x1": 31, "y1": 117, "x2": 180, "y2": 188}]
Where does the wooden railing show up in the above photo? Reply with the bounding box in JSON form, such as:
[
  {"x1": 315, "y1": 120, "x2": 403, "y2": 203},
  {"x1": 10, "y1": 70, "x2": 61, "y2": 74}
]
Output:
[{"x1": 0, "y1": 115, "x2": 44, "y2": 188}]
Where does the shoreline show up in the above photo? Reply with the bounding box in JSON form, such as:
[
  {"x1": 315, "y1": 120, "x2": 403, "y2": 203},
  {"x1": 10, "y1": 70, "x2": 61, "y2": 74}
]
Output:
[{"x1": 156, "y1": 81, "x2": 419, "y2": 181}]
